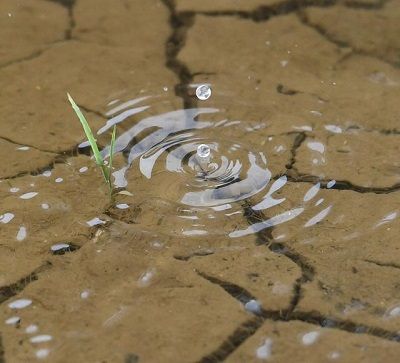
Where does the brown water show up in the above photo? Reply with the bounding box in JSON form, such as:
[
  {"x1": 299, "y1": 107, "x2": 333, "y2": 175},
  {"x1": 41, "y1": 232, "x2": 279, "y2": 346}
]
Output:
[{"x1": 1, "y1": 0, "x2": 400, "y2": 362}]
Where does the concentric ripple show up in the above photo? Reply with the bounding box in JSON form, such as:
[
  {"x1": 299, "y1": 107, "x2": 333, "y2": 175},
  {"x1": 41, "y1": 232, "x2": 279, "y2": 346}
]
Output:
[{"x1": 94, "y1": 90, "x2": 335, "y2": 238}]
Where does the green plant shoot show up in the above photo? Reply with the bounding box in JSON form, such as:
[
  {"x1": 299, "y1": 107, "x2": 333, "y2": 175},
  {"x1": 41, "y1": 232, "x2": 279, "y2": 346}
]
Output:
[{"x1": 67, "y1": 93, "x2": 116, "y2": 193}]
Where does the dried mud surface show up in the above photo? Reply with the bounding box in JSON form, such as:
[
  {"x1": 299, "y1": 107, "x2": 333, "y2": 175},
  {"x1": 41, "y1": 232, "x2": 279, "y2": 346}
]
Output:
[{"x1": 1, "y1": 0, "x2": 400, "y2": 362}]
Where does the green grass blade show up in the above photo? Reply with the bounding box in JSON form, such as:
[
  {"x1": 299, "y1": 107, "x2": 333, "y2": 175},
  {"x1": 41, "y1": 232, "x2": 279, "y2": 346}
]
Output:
[
  {"x1": 67, "y1": 93, "x2": 104, "y2": 167},
  {"x1": 108, "y1": 125, "x2": 116, "y2": 188}
]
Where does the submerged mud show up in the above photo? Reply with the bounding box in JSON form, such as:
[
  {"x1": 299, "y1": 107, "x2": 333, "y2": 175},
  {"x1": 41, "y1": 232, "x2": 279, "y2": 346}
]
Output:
[{"x1": 1, "y1": 0, "x2": 400, "y2": 362}]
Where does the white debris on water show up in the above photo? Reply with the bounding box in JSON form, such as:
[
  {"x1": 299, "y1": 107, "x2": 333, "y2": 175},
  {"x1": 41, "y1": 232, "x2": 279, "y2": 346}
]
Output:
[
  {"x1": 20, "y1": 192, "x2": 38, "y2": 199},
  {"x1": 16, "y1": 226, "x2": 27, "y2": 241},
  {"x1": 86, "y1": 217, "x2": 106, "y2": 227},
  {"x1": 244, "y1": 300, "x2": 262, "y2": 314},
  {"x1": 36, "y1": 349, "x2": 50, "y2": 359},
  {"x1": 5, "y1": 316, "x2": 20, "y2": 325},
  {"x1": 0, "y1": 213, "x2": 14, "y2": 224},
  {"x1": 30, "y1": 335, "x2": 53, "y2": 343},
  {"x1": 302, "y1": 331, "x2": 320, "y2": 346},
  {"x1": 256, "y1": 338, "x2": 272, "y2": 360},
  {"x1": 26, "y1": 324, "x2": 39, "y2": 334},
  {"x1": 8, "y1": 299, "x2": 32, "y2": 309}
]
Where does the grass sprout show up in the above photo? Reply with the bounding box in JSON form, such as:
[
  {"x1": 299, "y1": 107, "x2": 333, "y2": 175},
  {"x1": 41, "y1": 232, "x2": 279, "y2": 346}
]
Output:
[{"x1": 67, "y1": 93, "x2": 116, "y2": 194}]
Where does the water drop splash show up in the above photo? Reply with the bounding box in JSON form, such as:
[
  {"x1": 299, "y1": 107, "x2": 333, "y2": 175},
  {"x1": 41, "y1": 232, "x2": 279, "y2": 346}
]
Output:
[
  {"x1": 94, "y1": 93, "x2": 332, "y2": 238},
  {"x1": 196, "y1": 84, "x2": 211, "y2": 100}
]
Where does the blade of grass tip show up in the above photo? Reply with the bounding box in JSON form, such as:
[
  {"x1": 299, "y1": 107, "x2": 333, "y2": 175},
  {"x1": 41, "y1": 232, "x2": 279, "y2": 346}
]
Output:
[
  {"x1": 108, "y1": 125, "x2": 116, "y2": 189},
  {"x1": 67, "y1": 93, "x2": 104, "y2": 168}
]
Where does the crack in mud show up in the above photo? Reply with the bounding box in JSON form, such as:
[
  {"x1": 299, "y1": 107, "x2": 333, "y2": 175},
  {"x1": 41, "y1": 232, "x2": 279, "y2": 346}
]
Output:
[
  {"x1": 161, "y1": 0, "x2": 197, "y2": 108},
  {"x1": 297, "y1": 6, "x2": 399, "y2": 68},
  {"x1": 196, "y1": 271, "x2": 259, "y2": 306},
  {"x1": 0, "y1": 334, "x2": 4, "y2": 363},
  {"x1": 364, "y1": 259, "x2": 400, "y2": 270},
  {"x1": 0, "y1": 262, "x2": 52, "y2": 306},
  {"x1": 196, "y1": 316, "x2": 264, "y2": 363},
  {"x1": 174, "y1": 250, "x2": 215, "y2": 261},
  {"x1": 47, "y1": 0, "x2": 76, "y2": 40},
  {"x1": 196, "y1": 273, "x2": 400, "y2": 361}
]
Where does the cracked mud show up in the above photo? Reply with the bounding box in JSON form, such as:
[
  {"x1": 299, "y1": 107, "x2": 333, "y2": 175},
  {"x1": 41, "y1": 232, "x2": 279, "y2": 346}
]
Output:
[{"x1": 1, "y1": 0, "x2": 400, "y2": 362}]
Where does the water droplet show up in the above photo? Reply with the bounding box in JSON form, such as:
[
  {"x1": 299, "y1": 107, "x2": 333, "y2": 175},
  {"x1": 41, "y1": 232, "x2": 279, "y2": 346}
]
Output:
[
  {"x1": 79, "y1": 166, "x2": 88, "y2": 173},
  {"x1": 9, "y1": 187, "x2": 19, "y2": 193},
  {"x1": 41, "y1": 203, "x2": 49, "y2": 210},
  {"x1": 16, "y1": 146, "x2": 29, "y2": 151},
  {"x1": 195, "y1": 85, "x2": 211, "y2": 100},
  {"x1": 42, "y1": 170, "x2": 52, "y2": 177},
  {"x1": 55, "y1": 177, "x2": 63, "y2": 183},
  {"x1": 197, "y1": 144, "x2": 211, "y2": 159}
]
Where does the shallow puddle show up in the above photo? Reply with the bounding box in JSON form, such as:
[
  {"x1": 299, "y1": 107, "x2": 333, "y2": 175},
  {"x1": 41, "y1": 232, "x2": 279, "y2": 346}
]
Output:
[{"x1": 1, "y1": 0, "x2": 400, "y2": 362}]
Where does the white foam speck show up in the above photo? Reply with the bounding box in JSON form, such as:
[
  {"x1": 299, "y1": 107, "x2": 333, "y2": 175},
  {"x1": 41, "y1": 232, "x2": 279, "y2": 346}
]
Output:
[
  {"x1": 86, "y1": 217, "x2": 106, "y2": 227},
  {"x1": 10, "y1": 187, "x2": 20, "y2": 193},
  {"x1": 17, "y1": 146, "x2": 30, "y2": 151},
  {"x1": 5, "y1": 316, "x2": 20, "y2": 325},
  {"x1": 20, "y1": 192, "x2": 38, "y2": 200},
  {"x1": 256, "y1": 338, "x2": 272, "y2": 360},
  {"x1": 0, "y1": 213, "x2": 15, "y2": 224},
  {"x1": 328, "y1": 351, "x2": 341, "y2": 360},
  {"x1": 55, "y1": 178, "x2": 63, "y2": 183},
  {"x1": 302, "y1": 331, "x2": 320, "y2": 345},
  {"x1": 26, "y1": 324, "x2": 39, "y2": 334},
  {"x1": 116, "y1": 203, "x2": 129, "y2": 209},
  {"x1": 80, "y1": 290, "x2": 90, "y2": 299},
  {"x1": 30, "y1": 335, "x2": 52, "y2": 343},
  {"x1": 42, "y1": 170, "x2": 52, "y2": 177},
  {"x1": 36, "y1": 349, "x2": 50, "y2": 359},
  {"x1": 8, "y1": 299, "x2": 32, "y2": 309},
  {"x1": 41, "y1": 203, "x2": 49, "y2": 210},
  {"x1": 387, "y1": 306, "x2": 400, "y2": 318},
  {"x1": 79, "y1": 166, "x2": 88, "y2": 173}
]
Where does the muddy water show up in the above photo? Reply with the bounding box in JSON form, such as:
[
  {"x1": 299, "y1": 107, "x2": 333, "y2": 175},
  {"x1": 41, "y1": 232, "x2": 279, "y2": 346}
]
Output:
[{"x1": 1, "y1": 0, "x2": 400, "y2": 362}]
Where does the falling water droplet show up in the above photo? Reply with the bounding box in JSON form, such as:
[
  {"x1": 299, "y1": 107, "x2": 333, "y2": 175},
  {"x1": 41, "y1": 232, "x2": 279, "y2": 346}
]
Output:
[
  {"x1": 197, "y1": 144, "x2": 211, "y2": 159},
  {"x1": 195, "y1": 85, "x2": 211, "y2": 100}
]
